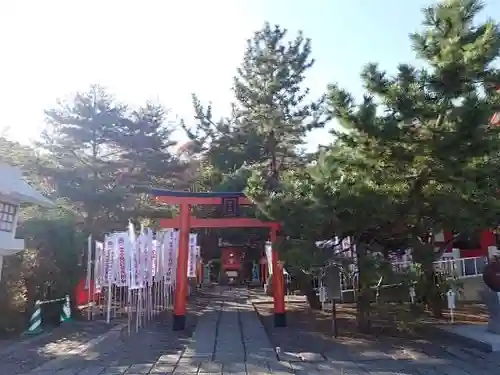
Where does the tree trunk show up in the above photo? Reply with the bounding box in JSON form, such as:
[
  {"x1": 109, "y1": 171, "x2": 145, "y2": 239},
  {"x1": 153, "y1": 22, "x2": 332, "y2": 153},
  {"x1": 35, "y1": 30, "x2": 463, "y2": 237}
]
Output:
[
  {"x1": 413, "y1": 239, "x2": 444, "y2": 318},
  {"x1": 290, "y1": 268, "x2": 321, "y2": 310},
  {"x1": 356, "y1": 242, "x2": 371, "y2": 333},
  {"x1": 356, "y1": 288, "x2": 371, "y2": 333},
  {"x1": 303, "y1": 282, "x2": 322, "y2": 310},
  {"x1": 423, "y1": 265, "x2": 443, "y2": 318}
]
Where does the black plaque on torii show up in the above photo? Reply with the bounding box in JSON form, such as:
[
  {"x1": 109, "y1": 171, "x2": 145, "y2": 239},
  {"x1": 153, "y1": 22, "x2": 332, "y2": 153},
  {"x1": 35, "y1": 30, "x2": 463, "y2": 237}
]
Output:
[{"x1": 221, "y1": 196, "x2": 240, "y2": 217}]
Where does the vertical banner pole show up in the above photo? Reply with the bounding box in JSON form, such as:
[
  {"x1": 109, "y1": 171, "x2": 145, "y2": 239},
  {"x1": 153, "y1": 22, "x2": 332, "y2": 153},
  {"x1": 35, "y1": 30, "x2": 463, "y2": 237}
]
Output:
[
  {"x1": 86, "y1": 234, "x2": 92, "y2": 321},
  {"x1": 106, "y1": 286, "x2": 112, "y2": 324},
  {"x1": 331, "y1": 299, "x2": 338, "y2": 337},
  {"x1": 105, "y1": 235, "x2": 115, "y2": 324}
]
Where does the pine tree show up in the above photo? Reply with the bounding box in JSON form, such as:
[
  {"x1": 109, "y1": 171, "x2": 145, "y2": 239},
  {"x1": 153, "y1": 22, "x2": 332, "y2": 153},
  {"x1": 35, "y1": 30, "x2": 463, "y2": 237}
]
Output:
[
  {"x1": 327, "y1": 0, "x2": 500, "y2": 320},
  {"x1": 39, "y1": 85, "x2": 127, "y2": 234},
  {"x1": 111, "y1": 101, "x2": 187, "y2": 219},
  {"x1": 114, "y1": 102, "x2": 183, "y2": 184},
  {"x1": 234, "y1": 23, "x2": 325, "y2": 189},
  {"x1": 39, "y1": 87, "x2": 187, "y2": 232},
  {"x1": 182, "y1": 23, "x2": 328, "y2": 257},
  {"x1": 185, "y1": 23, "x2": 324, "y2": 195}
]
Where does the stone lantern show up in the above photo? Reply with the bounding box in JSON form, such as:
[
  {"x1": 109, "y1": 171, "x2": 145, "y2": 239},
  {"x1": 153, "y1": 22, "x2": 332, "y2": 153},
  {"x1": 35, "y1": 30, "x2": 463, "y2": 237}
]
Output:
[{"x1": 0, "y1": 164, "x2": 54, "y2": 280}]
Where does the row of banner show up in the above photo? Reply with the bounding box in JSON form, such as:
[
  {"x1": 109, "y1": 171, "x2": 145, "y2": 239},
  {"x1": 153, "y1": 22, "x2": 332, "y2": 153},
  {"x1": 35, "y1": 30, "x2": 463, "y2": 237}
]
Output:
[{"x1": 88, "y1": 222, "x2": 200, "y2": 292}]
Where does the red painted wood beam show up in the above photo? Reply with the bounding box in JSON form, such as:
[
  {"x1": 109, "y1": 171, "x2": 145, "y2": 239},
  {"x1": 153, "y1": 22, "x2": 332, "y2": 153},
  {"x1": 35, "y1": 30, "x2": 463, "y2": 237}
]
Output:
[
  {"x1": 155, "y1": 196, "x2": 252, "y2": 205},
  {"x1": 172, "y1": 203, "x2": 190, "y2": 330},
  {"x1": 159, "y1": 216, "x2": 279, "y2": 230}
]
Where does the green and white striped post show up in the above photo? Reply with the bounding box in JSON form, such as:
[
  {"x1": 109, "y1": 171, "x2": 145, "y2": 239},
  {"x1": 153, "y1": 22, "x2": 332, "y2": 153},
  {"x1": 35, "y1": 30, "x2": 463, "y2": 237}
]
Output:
[
  {"x1": 24, "y1": 300, "x2": 43, "y2": 336},
  {"x1": 60, "y1": 294, "x2": 72, "y2": 323}
]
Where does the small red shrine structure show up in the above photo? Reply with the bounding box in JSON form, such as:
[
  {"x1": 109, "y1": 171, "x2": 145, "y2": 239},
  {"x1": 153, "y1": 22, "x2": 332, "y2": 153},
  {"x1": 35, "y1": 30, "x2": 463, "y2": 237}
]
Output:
[
  {"x1": 220, "y1": 247, "x2": 244, "y2": 280},
  {"x1": 150, "y1": 189, "x2": 286, "y2": 330},
  {"x1": 437, "y1": 230, "x2": 496, "y2": 258}
]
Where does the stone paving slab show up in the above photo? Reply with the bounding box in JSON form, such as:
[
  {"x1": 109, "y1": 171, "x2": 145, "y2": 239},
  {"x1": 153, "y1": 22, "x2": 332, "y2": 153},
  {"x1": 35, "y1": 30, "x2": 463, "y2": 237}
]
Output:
[
  {"x1": 175, "y1": 288, "x2": 276, "y2": 374},
  {"x1": 18, "y1": 293, "x2": 208, "y2": 375}
]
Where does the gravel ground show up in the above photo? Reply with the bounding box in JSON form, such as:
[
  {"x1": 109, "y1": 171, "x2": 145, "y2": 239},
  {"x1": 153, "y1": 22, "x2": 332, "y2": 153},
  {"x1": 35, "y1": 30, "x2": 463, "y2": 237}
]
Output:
[{"x1": 253, "y1": 297, "x2": 500, "y2": 375}]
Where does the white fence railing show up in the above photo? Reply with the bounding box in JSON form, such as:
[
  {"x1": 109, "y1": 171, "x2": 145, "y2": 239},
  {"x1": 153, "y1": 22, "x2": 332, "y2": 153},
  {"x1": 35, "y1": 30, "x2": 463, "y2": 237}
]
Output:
[
  {"x1": 315, "y1": 256, "x2": 489, "y2": 299},
  {"x1": 390, "y1": 256, "x2": 487, "y2": 279}
]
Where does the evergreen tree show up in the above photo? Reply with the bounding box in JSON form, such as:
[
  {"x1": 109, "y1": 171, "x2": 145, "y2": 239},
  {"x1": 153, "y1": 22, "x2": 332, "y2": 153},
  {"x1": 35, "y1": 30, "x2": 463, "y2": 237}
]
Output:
[
  {"x1": 112, "y1": 101, "x2": 187, "y2": 219},
  {"x1": 39, "y1": 85, "x2": 127, "y2": 234},
  {"x1": 185, "y1": 23, "x2": 324, "y2": 196},
  {"x1": 326, "y1": 0, "x2": 500, "y2": 319},
  {"x1": 39, "y1": 87, "x2": 187, "y2": 233},
  {"x1": 0, "y1": 137, "x2": 46, "y2": 189},
  {"x1": 234, "y1": 23, "x2": 325, "y2": 188},
  {"x1": 182, "y1": 94, "x2": 260, "y2": 176}
]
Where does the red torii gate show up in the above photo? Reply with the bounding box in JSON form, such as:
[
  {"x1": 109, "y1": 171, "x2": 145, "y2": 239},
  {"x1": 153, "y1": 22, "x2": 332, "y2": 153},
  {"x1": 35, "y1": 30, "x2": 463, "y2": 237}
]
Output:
[{"x1": 150, "y1": 189, "x2": 286, "y2": 330}]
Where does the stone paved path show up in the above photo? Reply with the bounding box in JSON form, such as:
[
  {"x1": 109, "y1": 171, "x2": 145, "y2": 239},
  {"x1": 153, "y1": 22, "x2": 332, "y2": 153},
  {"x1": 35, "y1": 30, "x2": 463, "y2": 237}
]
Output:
[
  {"x1": 0, "y1": 320, "x2": 122, "y2": 375},
  {"x1": 14, "y1": 287, "x2": 500, "y2": 374},
  {"x1": 181, "y1": 287, "x2": 277, "y2": 374}
]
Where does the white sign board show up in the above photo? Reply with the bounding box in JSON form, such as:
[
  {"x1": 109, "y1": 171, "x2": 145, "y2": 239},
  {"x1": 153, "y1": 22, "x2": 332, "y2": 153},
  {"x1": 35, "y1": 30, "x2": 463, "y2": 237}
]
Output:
[
  {"x1": 203, "y1": 264, "x2": 211, "y2": 285},
  {"x1": 265, "y1": 241, "x2": 273, "y2": 275},
  {"x1": 319, "y1": 286, "x2": 327, "y2": 303},
  {"x1": 446, "y1": 290, "x2": 456, "y2": 309},
  {"x1": 409, "y1": 286, "x2": 416, "y2": 304}
]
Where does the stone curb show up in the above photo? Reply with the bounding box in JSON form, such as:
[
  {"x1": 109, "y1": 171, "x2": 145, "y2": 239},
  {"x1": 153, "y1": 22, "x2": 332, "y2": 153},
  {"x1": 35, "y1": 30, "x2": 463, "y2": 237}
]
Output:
[{"x1": 28, "y1": 322, "x2": 128, "y2": 372}]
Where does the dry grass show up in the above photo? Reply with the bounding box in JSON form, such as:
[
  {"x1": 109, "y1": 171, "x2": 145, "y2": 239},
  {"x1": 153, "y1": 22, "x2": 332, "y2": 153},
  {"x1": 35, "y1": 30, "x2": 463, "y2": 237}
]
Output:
[{"x1": 254, "y1": 299, "x2": 489, "y2": 342}]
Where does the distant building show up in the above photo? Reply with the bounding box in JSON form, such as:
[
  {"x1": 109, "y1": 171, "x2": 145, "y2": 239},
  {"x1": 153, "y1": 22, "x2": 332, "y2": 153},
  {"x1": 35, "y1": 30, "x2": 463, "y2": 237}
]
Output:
[{"x1": 0, "y1": 164, "x2": 54, "y2": 280}]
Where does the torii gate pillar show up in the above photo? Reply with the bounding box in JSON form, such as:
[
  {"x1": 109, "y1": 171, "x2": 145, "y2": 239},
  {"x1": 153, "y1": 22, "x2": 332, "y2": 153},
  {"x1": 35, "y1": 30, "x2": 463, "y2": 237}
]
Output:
[
  {"x1": 270, "y1": 227, "x2": 286, "y2": 327},
  {"x1": 172, "y1": 203, "x2": 190, "y2": 330}
]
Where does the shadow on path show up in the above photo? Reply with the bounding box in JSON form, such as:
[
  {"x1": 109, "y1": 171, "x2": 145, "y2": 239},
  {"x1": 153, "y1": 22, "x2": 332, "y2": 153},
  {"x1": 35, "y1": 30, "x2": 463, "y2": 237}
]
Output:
[
  {"x1": 0, "y1": 320, "x2": 121, "y2": 375},
  {"x1": 254, "y1": 293, "x2": 500, "y2": 375}
]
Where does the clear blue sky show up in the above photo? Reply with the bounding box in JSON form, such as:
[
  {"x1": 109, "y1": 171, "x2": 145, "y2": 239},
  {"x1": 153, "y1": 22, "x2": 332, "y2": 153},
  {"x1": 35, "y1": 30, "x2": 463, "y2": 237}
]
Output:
[{"x1": 1, "y1": 0, "x2": 499, "y2": 150}]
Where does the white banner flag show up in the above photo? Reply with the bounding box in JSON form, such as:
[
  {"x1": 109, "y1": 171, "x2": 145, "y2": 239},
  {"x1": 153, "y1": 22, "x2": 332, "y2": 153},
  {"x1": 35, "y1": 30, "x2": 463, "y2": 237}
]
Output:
[
  {"x1": 141, "y1": 237, "x2": 147, "y2": 284},
  {"x1": 94, "y1": 241, "x2": 104, "y2": 293},
  {"x1": 85, "y1": 235, "x2": 92, "y2": 290},
  {"x1": 115, "y1": 232, "x2": 129, "y2": 287},
  {"x1": 155, "y1": 231, "x2": 165, "y2": 280},
  {"x1": 164, "y1": 230, "x2": 176, "y2": 285},
  {"x1": 196, "y1": 245, "x2": 201, "y2": 277},
  {"x1": 172, "y1": 230, "x2": 179, "y2": 284},
  {"x1": 159, "y1": 230, "x2": 170, "y2": 279},
  {"x1": 145, "y1": 229, "x2": 154, "y2": 284},
  {"x1": 128, "y1": 222, "x2": 141, "y2": 289},
  {"x1": 129, "y1": 240, "x2": 142, "y2": 290},
  {"x1": 151, "y1": 239, "x2": 157, "y2": 278},
  {"x1": 265, "y1": 241, "x2": 273, "y2": 275},
  {"x1": 187, "y1": 233, "x2": 197, "y2": 277},
  {"x1": 136, "y1": 232, "x2": 146, "y2": 288},
  {"x1": 104, "y1": 234, "x2": 116, "y2": 286}
]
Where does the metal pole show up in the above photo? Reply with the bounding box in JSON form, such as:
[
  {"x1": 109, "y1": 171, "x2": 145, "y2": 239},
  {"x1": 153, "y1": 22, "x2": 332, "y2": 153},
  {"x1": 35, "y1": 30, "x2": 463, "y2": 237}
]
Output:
[{"x1": 331, "y1": 299, "x2": 338, "y2": 337}]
